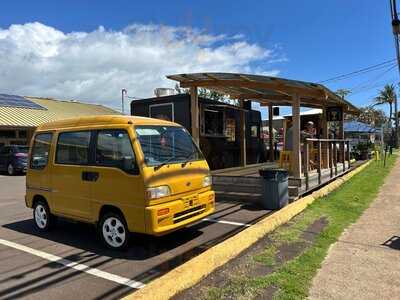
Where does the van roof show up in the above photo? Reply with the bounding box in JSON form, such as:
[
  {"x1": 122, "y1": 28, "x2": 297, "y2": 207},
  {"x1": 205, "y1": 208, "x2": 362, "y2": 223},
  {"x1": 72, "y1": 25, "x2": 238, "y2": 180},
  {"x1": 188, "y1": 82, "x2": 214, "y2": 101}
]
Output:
[{"x1": 36, "y1": 115, "x2": 178, "y2": 131}]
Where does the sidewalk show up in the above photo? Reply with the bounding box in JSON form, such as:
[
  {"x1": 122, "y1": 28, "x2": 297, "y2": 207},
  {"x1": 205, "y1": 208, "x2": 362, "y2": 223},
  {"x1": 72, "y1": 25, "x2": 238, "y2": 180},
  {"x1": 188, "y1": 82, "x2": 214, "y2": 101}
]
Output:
[{"x1": 309, "y1": 157, "x2": 400, "y2": 299}]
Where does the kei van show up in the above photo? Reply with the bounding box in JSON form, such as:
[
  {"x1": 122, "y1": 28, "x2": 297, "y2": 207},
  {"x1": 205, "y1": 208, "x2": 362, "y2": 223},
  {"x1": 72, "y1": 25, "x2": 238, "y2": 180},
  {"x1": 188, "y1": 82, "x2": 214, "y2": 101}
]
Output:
[{"x1": 26, "y1": 115, "x2": 215, "y2": 249}]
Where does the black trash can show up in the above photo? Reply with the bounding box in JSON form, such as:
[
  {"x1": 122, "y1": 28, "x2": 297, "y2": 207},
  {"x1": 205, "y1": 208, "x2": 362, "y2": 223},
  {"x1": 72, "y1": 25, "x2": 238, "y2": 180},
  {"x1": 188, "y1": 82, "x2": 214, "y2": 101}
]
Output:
[{"x1": 258, "y1": 168, "x2": 289, "y2": 210}]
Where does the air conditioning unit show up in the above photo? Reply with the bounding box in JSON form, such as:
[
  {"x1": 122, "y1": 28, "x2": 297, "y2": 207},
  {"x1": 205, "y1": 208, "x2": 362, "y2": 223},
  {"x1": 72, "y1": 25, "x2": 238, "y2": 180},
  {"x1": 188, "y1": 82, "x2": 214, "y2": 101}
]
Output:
[{"x1": 154, "y1": 88, "x2": 176, "y2": 97}]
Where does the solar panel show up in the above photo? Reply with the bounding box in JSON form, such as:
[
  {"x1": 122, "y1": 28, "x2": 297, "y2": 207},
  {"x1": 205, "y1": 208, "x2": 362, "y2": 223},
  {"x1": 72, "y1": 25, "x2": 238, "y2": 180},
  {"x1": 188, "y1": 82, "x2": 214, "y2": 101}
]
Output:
[{"x1": 0, "y1": 94, "x2": 47, "y2": 110}]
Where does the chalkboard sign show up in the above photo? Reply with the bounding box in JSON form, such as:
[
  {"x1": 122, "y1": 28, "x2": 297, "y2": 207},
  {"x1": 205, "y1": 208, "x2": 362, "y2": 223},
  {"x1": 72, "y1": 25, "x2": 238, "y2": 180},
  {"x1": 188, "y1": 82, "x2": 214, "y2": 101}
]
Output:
[{"x1": 326, "y1": 107, "x2": 343, "y2": 122}]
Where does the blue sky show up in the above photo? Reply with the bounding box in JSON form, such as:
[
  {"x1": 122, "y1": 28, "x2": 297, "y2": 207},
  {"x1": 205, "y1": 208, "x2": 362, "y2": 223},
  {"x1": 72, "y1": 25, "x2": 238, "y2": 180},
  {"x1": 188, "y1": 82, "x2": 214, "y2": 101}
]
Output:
[{"x1": 0, "y1": 1, "x2": 397, "y2": 116}]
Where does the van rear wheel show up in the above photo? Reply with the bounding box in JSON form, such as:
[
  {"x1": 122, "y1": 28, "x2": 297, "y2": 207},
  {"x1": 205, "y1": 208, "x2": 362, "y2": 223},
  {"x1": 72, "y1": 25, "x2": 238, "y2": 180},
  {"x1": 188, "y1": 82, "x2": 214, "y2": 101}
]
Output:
[
  {"x1": 33, "y1": 201, "x2": 54, "y2": 231},
  {"x1": 99, "y1": 212, "x2": 129, "y2": 250}
]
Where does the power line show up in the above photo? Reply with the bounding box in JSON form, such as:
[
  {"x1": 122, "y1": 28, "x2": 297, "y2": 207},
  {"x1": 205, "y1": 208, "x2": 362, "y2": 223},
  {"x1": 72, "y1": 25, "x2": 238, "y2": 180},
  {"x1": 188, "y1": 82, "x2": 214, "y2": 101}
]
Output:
[
  {"x1": 349, "y1": 63, "x2": 398, "y2": 93},
  {"x1": 318, "y1": 59, "x2": 396, "y2": 84}
]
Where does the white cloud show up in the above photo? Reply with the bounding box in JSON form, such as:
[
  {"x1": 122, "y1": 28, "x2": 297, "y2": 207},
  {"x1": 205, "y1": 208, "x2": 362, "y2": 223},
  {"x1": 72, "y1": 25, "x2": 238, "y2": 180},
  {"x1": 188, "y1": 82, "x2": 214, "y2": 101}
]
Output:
[{"x1": 0, "y1": 22, "x2": 280, "y2": 111}]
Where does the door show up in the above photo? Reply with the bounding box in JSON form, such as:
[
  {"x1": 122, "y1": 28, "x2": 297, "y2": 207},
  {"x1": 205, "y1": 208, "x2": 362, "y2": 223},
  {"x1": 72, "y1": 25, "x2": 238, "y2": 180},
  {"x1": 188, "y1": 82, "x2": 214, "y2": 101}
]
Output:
[
  {"x1": 51, "y1": 130, "x2": 93, "y2": 220},
  {"x1": 90, "y1": 129, "x2": 144, "y2": 232}
]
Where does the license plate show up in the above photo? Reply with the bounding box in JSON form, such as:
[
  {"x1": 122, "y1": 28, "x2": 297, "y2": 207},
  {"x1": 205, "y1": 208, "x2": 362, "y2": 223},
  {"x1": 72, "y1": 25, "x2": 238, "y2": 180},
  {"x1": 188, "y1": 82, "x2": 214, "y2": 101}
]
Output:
[{"x1": 183, "y1": 196, "x2": 199, "y2": 208}]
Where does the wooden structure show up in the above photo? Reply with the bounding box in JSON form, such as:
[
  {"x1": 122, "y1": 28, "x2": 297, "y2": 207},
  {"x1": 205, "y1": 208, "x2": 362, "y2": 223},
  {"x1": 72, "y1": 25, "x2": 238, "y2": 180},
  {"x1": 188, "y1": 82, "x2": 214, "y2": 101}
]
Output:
[
  {"x1": 167, "y1": 72, "x2": 359, "y2": 180},
  {"x1": 131, "y1": 94, "x2": 267, "y2": 169}
]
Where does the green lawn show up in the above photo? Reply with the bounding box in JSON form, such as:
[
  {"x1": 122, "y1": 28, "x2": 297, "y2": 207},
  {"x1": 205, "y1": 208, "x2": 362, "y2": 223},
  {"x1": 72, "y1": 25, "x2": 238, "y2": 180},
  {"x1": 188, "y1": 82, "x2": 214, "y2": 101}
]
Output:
[{"x1": 203, "y1": 154, "x2": 397, "y2": 300}]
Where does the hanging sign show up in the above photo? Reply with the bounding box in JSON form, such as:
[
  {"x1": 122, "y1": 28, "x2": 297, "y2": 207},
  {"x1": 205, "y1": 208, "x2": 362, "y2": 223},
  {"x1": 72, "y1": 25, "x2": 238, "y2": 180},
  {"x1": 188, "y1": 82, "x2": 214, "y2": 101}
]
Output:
[{"x1": 326, "y1": 106, "x2": 343, "y2": 122}]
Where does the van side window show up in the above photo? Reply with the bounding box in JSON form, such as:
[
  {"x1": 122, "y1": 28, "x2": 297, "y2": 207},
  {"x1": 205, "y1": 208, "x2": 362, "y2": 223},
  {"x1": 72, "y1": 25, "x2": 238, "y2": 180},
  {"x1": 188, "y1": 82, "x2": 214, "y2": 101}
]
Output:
[
  {"x1": 31, "y1": 133, "x2": 53, "y2": 169},
  {"x1": 95, "y1": 130, "x2": 137, "y2": 174},
  {"x1": 56, "y1": 131, "x2": 91, "y2": 165}
]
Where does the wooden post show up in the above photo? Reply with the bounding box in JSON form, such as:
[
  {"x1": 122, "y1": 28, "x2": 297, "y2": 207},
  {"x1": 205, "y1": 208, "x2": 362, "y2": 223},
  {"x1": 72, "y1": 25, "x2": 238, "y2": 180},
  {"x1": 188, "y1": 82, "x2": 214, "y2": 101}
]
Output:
[
  {"x1": 322, "y1": 105, "x2": 329, "y2": 168},
  {"x1": 190, "y1": 86, "x2": 200, "y2": 146},
  {"x1": 239, "y1": 100, "x2": 247, "y2": 166},
  {"x1": 292, "y1": 94, "x2": 301, "y2": 179},
  {"x1": 318, "y1": 140, "x2": 322, "y2": 184},
  {"x1": 268, "y1": 104, "x2": 274, "y2": 161},
  {"x1": 305, "y1": 141, "x2": 309, "y2": 190},
  {"x1": 330, "y1": 142, "x2": 334, "y2": 178},
  {"x1": 339, "y1": 106, "x2": 345, "y2": 165},
  {"x1": 334, "y1": 142, "x2": 338, "y2": 176},
  {"x1": 346, "y1": 140, "x2": 351, "y2": 169}
]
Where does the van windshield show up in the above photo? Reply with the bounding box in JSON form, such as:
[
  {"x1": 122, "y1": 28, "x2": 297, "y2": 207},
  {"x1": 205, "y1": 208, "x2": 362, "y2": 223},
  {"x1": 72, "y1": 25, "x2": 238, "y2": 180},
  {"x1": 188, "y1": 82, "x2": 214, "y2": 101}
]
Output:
[{"x1": 135, "y1": 125, "x2": 203, "y2": 167}]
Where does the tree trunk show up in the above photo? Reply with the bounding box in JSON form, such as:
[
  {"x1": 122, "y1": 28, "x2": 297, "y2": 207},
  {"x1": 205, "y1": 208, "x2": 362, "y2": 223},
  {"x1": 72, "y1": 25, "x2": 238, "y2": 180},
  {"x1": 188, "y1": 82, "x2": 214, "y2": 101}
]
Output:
[{"x1": 390, "y1": 103, "x2": 393, "y2": 125}]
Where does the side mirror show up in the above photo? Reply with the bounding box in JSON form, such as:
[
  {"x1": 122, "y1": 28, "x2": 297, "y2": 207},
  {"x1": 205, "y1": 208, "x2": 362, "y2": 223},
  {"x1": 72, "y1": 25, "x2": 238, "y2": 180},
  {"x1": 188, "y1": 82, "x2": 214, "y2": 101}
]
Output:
[{"x1": 122, "y1": 156, "x2": 139, "y2": 175}]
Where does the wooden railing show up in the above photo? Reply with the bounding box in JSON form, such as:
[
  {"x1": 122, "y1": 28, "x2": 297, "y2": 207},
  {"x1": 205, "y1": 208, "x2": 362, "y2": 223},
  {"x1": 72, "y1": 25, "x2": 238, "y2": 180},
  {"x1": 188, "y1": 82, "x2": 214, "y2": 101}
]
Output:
[{"x1": 304, "y1": 138, "x2": 350, "y2": 190}]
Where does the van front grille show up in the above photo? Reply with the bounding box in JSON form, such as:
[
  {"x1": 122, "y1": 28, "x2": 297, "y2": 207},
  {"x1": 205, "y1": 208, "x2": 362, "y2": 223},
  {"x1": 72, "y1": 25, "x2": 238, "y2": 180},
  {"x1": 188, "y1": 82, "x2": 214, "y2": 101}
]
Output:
[{"x1": 173, "y1": 204, "x2": 206, "y2": 224}]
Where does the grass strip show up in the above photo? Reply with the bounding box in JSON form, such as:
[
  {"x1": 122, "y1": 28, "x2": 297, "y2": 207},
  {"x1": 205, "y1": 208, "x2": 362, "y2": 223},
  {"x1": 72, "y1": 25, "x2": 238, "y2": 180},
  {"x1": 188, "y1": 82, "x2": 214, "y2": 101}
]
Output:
[{"x1": 203, "y1": 155, "x2": 397, "y2": 300}]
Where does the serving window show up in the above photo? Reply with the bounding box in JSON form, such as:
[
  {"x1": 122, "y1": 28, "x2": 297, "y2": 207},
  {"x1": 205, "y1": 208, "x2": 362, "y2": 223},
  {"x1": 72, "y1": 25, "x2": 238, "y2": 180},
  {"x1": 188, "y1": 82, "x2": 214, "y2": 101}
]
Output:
[{"x1": 201, "y1": 107, "x2": 225, "y2": 137}]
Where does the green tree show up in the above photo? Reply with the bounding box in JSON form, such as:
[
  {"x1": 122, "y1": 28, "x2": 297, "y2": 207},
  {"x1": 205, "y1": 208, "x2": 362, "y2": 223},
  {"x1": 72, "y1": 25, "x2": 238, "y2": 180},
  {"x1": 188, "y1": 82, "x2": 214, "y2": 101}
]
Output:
[
  {"x1": 346, "y1": 106, "x2": 387, "y2": 127},
  {"x1": 174, "y1": 83, "x2": 189, "y2": 94},
  {"x1": 198, "y1": 88, "x2": 225, "y2": 101},
  {"x1": 373, "y1": 84, "x2": 396, "y2": 121}
]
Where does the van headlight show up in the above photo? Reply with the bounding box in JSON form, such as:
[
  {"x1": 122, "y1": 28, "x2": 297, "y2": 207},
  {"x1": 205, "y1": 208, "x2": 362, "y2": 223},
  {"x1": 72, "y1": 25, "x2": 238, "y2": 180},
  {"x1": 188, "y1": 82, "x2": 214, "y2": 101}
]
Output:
[
  {"x1": 146, "y1": 185, "x2": 171, "y2": 199},
  {"x1": 203, "y1": 175, "x2": 212, "y2": 187}
]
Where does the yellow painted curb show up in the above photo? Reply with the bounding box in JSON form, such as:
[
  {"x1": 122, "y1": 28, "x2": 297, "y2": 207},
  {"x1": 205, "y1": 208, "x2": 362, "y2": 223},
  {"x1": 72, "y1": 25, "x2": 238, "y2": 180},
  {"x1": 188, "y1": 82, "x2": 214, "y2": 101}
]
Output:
[{"x1": 124, "y1": 161, "x2": 372, "y2": 300}]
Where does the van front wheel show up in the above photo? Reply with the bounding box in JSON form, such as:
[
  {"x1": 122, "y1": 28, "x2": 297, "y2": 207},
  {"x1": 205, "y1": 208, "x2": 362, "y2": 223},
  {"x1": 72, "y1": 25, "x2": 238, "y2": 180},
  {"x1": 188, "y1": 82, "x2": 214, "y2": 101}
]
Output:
[{"x1": 99, "y1": 212, "x2": 129, "y2": 250}]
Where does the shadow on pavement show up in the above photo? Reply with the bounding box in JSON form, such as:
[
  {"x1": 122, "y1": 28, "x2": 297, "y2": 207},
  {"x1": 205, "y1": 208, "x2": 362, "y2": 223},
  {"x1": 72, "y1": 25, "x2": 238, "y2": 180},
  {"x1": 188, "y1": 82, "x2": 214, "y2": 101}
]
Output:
[{"x1": 2, "y1": 218, "x2": 205, "y2": 260}]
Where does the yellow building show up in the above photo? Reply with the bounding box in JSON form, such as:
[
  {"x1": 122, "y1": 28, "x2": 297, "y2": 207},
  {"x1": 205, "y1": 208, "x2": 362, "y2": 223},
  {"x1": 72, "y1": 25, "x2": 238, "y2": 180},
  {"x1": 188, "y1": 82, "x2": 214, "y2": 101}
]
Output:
[{"x1": 0, "y1": 94, "x2": 120, "y2": 146}]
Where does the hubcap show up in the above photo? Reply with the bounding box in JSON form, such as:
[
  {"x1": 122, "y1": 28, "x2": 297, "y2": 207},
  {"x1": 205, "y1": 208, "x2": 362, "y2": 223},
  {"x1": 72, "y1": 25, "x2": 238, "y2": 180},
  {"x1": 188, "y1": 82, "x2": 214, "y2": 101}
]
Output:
[
  {"x1": 102, "y1": 217, "x2": 126, "y2": 248},
  {"x1": 7, "y1": 164, "x2": 13, "y2": 175},
  {"x1": 34, "y1": 205, "x2": 47, "y2": 229}
]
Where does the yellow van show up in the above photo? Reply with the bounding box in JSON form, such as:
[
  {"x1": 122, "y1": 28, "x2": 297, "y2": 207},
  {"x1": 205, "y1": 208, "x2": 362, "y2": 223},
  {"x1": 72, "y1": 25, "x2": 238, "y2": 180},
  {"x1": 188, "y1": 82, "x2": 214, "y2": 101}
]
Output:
[{"x1": 26, "y1": 115, "x2": 215, "y2": 249}]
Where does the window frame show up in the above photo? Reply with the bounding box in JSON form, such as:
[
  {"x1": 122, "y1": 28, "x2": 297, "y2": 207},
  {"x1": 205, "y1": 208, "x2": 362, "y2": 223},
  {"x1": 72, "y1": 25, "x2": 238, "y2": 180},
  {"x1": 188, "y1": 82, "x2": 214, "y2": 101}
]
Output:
[
  {"x1": 200, "y1": 105, "x2": 226, "y2": 137},
  {"x1": 54, "y1": 130, "x2": 92, "y2": 166},
  {"x1": 93, "y1": 129, "x2": 139, "y2": 175},
  {"x1": 30, "y1": 132, "x2": 53, "y2": 170},
  {"x1": 149, "y1": 102, "x2": 175, "y2": 122}
]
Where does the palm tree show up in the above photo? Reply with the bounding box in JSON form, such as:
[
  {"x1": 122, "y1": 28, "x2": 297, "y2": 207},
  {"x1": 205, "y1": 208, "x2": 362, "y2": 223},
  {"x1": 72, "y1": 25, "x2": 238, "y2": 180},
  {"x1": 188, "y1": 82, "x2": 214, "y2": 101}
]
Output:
[
  {"x1": 374, "y1": 84, "x2": 396, "y2": 121},
  {"x1": 336, "y1": 88, "x2": 351, "y2": 99}
]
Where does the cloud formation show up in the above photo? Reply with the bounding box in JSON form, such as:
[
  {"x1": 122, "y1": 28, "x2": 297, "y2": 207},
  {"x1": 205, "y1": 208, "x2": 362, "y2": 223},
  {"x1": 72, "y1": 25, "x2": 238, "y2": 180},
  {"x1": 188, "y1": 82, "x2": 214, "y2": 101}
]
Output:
[{"x1": 0, "y1": 22, "x2": 279, "y2": 111}]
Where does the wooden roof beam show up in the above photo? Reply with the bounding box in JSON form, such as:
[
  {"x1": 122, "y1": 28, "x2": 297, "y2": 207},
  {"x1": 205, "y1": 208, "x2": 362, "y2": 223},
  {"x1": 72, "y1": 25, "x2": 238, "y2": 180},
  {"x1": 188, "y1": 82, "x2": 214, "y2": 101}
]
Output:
[
  {"x1": 179, "y1": 79, "x2": 324, "y2": 99},
  {"x1": 236, "y1": 93, "x2": 292, "y2": 101}
]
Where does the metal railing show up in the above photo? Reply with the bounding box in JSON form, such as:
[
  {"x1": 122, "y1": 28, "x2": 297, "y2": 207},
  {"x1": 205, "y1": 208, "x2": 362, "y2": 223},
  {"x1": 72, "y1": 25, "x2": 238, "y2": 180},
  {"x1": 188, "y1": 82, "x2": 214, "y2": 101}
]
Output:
[{"x1": 304, "y1": 138, "x2": 350, "y2": 190}]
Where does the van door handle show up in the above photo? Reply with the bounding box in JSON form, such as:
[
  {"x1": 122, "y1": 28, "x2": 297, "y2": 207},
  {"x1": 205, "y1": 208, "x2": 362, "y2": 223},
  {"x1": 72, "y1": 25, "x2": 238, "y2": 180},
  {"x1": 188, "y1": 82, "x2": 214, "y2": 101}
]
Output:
[{"x1": 82, "y1": 171, "x2": 99, "y2": 182}]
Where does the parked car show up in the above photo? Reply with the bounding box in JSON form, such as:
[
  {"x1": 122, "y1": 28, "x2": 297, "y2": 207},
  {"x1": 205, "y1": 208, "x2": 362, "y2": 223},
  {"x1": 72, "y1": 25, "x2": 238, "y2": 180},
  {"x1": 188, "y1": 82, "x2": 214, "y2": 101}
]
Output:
[{"x1": 0, "y1": 145, "x2": 29, "y2": 175}]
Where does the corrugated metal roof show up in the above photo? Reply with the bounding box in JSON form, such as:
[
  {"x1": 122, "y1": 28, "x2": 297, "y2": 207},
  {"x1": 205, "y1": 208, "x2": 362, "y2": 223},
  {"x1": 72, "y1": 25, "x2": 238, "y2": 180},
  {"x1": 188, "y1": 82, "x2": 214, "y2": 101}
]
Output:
[
  {"x1": 344, "y1": 121, "x2": 378, "y2": 133},
  {"x1": 0, "y1": 96, "x2": 120, "y2": 127}
]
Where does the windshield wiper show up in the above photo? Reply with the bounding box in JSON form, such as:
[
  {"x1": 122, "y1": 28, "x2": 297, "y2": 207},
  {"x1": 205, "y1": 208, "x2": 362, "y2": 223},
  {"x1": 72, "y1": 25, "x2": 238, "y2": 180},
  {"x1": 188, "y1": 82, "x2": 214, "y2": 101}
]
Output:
[
  {"x1": 154, "y1": 156, "x2": 176, "y2": 171},
  {"x1": 181, "y1": 152, "x2": 195, "y2": 167}
]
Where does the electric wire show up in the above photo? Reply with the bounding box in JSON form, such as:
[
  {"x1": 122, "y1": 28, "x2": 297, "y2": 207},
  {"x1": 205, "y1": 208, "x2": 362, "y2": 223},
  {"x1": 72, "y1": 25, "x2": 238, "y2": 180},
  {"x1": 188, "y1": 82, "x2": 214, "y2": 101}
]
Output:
[{"x1": 318, "y1": 59, "x2": 396, "y2": 84}]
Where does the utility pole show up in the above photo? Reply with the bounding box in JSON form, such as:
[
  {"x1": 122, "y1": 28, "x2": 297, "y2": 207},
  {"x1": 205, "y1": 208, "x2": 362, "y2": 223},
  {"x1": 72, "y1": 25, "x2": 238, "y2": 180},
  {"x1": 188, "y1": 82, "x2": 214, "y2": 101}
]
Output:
[{"x1": 390, "y1": 0, "x2": 400, "y2": 147}]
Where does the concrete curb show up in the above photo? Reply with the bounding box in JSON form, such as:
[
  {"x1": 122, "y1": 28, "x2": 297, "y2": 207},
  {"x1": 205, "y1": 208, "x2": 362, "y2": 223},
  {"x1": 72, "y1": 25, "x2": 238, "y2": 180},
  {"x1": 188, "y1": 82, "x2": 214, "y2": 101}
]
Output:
[{"x1": 124, "y1": 161, "x2": 372, "y2": 300}]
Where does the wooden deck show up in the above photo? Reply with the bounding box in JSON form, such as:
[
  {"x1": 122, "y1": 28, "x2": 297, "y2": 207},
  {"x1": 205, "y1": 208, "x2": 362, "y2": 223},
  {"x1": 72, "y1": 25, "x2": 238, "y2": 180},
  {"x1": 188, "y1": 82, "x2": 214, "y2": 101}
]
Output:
[{"x1": 212, "y1": 160, "x2": 367, "y2": 204}]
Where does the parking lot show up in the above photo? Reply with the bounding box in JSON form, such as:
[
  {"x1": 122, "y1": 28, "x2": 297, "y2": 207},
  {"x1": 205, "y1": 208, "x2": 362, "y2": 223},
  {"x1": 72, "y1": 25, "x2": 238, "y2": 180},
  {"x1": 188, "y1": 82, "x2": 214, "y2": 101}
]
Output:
[{"x1": 0, "y1": 174, "x2": 271, "y2": 299}]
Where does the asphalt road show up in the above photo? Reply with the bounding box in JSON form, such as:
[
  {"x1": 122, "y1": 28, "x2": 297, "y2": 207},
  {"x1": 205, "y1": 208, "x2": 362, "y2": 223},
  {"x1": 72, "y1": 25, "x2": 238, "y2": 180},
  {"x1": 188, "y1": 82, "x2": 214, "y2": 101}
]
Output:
[{"x1": 0, "y1": 174, "x2": 271, "y2": 300}]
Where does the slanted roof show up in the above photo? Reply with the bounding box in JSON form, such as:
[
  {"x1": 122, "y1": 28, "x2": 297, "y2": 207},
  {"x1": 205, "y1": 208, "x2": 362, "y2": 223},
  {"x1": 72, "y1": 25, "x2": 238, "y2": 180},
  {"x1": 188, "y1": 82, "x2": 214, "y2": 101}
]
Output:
[
  {"x1": 0, "y1": 95, "x2": 120, "y2": 127},
  {"x1": 167, "y1": 72, "x2": 359, "y2": 114}
]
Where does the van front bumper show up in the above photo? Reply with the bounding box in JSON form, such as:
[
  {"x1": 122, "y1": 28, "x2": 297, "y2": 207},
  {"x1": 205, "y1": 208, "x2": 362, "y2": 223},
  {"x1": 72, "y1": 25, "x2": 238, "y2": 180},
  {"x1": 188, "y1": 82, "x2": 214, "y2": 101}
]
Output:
[{"x1": 144, "y1": 190, "x2": 215, "y2": 235}]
